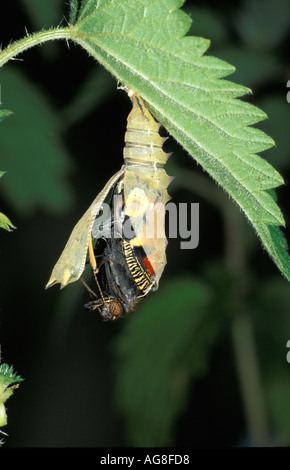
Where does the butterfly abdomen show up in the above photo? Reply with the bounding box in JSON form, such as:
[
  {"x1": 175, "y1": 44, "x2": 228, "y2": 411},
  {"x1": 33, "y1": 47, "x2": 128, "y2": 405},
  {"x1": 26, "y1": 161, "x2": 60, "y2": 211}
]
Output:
[{"x1": 122, "y1": 239, "x2": 153, "y2": 293}]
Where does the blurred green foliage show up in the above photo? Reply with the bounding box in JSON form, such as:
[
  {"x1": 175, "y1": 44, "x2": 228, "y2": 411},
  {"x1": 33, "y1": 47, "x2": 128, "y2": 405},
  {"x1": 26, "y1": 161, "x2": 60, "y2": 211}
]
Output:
[
  {"x1": 0, "y1": 0, "x2": 290, "y2": 448},
  {"x1": 0, "y1": 68, "x2": 73, "y2": 214},
  {"x1": 114, "y1": 277, "x2": 225, "y2": 446},
  {"x1": 18, "y1": 0, "x2": 64, "y2": 30}
]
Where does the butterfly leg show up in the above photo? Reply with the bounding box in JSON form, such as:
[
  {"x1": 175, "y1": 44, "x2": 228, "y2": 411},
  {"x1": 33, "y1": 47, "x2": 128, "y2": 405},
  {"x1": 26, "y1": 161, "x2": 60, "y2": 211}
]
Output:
[
  {"x1": 84, "y1": 296, "x2": 113, "y2": 312},
  {"x1": 87, "y1": 233, "x2": 110, "y2": 306},
  {"x1": 80, "y1": 276, "x2": 98, "y2": 299},
  {"x1": 81, "y1": 235, "x2": 102, "y2": 299}
]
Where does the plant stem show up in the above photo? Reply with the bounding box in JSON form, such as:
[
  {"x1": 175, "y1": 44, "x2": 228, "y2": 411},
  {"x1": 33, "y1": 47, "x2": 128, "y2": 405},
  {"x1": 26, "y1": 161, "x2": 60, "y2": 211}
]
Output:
[
  {"x1": 0, "y1": 28, "x2": 73, "y2": 68},
  {"x1": 224, "y1": 207, "x2": 270, "y2": 446},
  {"x1": 231, "y1": 308, "x2": 269, "y2": 446}
]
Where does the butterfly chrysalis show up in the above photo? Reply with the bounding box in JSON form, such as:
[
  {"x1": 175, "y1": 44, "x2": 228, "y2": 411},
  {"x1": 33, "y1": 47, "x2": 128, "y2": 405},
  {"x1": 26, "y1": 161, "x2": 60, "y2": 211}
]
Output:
[
  {"x1": 85, "y1": 93, "x2": 172, "y2": 320},
  {"x1": 46, "y1": 92, "x2": 172, "y2": 321}
]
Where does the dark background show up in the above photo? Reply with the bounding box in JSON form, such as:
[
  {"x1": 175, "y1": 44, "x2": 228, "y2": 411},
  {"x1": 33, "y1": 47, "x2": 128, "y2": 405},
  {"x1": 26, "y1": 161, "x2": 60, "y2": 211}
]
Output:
[{"x1": 1, "y1": 0, "x2": 290, "y2": 447}]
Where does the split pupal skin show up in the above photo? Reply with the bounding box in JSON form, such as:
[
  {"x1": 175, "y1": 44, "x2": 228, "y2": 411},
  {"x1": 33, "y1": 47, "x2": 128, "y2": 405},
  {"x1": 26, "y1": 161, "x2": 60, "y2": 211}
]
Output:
[
  {"x1": 47, "y1": 92, "x2": 172, "y2": 322},
  {"x1": 85, "y1": 94, "x2": 173, "y2": 321},
  {"x1": 46, "y1": 169, "x2": 124, "y2": 289},
  {"x1": 122, "y1": 94, "x2": 171, "y2": 289}
]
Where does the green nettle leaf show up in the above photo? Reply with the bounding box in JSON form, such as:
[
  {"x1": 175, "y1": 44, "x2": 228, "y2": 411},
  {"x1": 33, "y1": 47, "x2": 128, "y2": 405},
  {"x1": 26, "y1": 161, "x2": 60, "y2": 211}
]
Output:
[
  {"x1": 0, "y1": 364, "x2": 23, "y2": 428},
  {"x1": 65, "y1": 0, "x2": 290, "y2": 280},
  {"x1": 114, "y1": 277, "x2": 226, "y2": 446},
  {"x1": 0, "y1": 68, "x2": 73, "y2": 214},
  {"x1": 69, "y1": 0, "x2": 80, "y2": 25},
  {"x1": 0, "y1": 211, "x2": 16, "y2": 231},
  {"x1": 0, "y1": 109, "x2": 12, "y2": 123},
  {"x1": 0, "y1": 111, "x2": 15, "y2": 231}
]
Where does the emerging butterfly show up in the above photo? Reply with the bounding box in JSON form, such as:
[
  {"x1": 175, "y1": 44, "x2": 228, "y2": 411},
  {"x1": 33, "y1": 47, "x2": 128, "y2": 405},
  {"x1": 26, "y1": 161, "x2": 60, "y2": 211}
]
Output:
[
  {"x1": 83, "y1": 209, "x2": 157, "y2": 321},
  {"x1": 46, "y1": 92, "x2": 172, "y2": 320}
]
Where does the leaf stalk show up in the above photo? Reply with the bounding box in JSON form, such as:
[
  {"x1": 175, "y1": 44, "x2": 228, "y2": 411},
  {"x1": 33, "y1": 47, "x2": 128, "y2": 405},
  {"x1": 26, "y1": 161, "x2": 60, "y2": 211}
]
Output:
[{"x1": 0, "y1": 28, "x2": 73, "y2": 68}]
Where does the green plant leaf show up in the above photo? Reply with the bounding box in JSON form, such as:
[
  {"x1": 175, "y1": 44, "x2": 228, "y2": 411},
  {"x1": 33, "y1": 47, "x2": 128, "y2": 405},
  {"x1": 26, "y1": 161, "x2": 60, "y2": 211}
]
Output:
[
  {"x1": 0, "y1": 109, "x2": 12, "y2": 123},
  {"x1": 0, "y1": 169, "x2": 16, "y2": 232},
  {"x1": 0, "y1": 211, "x2": 16, "y2": 231},
  {"x1": 69, "y1": 0, "x2": 80, "y2": 25},
  {"x1": 0, "y1": 68, "x2": 74, "y2": 214},
  {"x1": 113, "y1": 277, "x2": 226, "y2": 446},
  {"x1": 0, "y1": 135, "x2": 15, "y2": 230},
  {"x1": 0, "y1": 364, "x2": 23, "y2": 388},
  {"x1": 77, "y1": 0, "x2": 99, "y2": 21},
  {"x1": 0, "y1": 364, "x2": 23, "y2": 428},
  {"x1": 67, "y1": 0, "x2": 290, "y2": 280}
]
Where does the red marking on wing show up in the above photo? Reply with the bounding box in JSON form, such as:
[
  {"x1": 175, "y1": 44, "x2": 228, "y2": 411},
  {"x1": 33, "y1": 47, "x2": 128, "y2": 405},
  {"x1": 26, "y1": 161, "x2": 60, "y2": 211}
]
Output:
[{"x1": 143, "y1": 256, "x2": 155, "y2": 277}]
